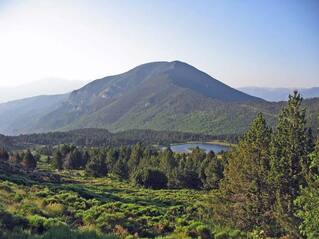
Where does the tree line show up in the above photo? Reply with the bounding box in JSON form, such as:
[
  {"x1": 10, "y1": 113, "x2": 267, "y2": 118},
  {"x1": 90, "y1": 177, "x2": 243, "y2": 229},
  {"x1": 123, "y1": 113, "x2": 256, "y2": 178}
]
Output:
[
  {"x1": 0, "y1": 148, "x2": 37, "y2": 171},
  {"x1": 1, "y1": 142, "x2": 227, "y2": 191},
  {"x1": 51, "y1": 143, "x2": 227, "y2": 190},
  {"x1": 0, "y1": 128, "x2": 239, "y2": 151}
]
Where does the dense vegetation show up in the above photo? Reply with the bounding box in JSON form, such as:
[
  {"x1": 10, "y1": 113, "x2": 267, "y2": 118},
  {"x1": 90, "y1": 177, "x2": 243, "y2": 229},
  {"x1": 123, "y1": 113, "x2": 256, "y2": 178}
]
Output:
[
  {"x1": 0, "y1": 92, "x2": 318, "y2": 238},
  {"x1": 0, "y1": 128, "x2": 237, "y2": 151},
  {"x1": 0, "y1": 152, "x2": 221, "y2": 238}
]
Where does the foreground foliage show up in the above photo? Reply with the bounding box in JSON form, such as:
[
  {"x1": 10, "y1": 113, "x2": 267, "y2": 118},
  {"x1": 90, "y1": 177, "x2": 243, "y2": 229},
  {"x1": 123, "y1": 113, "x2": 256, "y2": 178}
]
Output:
[
  {"x1": 0, "y1": 163, "x2": 218, "y2": 238},
  {"x1": 212, "y1": 92, "x2": 319, "y2": 238}
]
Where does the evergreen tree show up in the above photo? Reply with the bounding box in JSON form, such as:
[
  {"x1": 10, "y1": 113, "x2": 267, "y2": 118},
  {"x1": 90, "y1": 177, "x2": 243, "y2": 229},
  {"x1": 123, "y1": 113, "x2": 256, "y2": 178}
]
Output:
[
  {"x1": 53, "y1": 151, "x2": 63, "y2": 171},
  {"x1": 10, "y1": 153, "x2": 22, "y2": 164},
  {"x1": 176, "y1": 169, "x2": 202, "y2": 189},
  {"x1": 85, "y1": 154, "x2": 108, "y2": 177},
  {"x1": 63, "y1": 149, "x2": 83, "y2": 169},
  {"x1": 21, "y1": 150, "x2": 37, "y2": 170},
  {"x1": 159, "y1": 147, "x2": 178, "y2": 187},
  {"x1": 270, "y1": 91, "x2": 312, "y2": 237},
  {"x1": 106, "y1": 148, "x2": 119, "y2": 171},
  {"x1": 82, "y1": 151, "x2": 90, "y2": 167},
  {"x1": 132, "y1": 168, "x2": 168, "y2": 189},
  {"x1": 200, "y1": 151, "x2": 223, "y2": 189},
  {"x1": 127, "y1": 143, "x2": 142, "y2": 175},
  {"x1": 187, "y1": 147, "x2": 206, "y2": 170},
  {"x1": 159, "y1": 147, "x2": 176, "y2": 171},
  {"x1": 0, "y1": 147, "x2": 9, "y2": 161},
  {"x1": 213, "y1": 113, "x2": 275, "y2": 235},
  {"x1": 59, "y1": 144, "x2": 72, "y2": 156},
  {"x1": 295, "y1": 131, "x2": 319, "y2": 238},
  {"x1": 113, "y1": 158, "x2": 129, "y2": 180}
]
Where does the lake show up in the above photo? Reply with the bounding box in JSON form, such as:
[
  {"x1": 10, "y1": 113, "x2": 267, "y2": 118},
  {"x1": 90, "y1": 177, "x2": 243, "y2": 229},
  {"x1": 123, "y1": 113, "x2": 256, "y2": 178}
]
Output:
[{"x1": 170, "y1": 143, "x2": 230, "y2": 153}]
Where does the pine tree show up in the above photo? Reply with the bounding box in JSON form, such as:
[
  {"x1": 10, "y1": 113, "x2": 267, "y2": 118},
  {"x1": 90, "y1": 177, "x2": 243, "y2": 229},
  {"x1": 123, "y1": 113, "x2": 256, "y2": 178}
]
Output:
[
  {"x1": 21, "y1": 150, "x2": 37, "y2": 170},
  {"x1": 85, "y1": 154, "x2": 108, "y2": 177},
  {"x1": 53, "y1": 151, "x2": 63, "y2": 171},
  {"x1": 295, "y1": 123, "x2": 319, "y2": 238},
  {"x1": 159, "y1": 147, "x2": 178, "y2": 187},
  {"x1": 0, "y1": 147, "x2": 9, "y2": 161},
  {"x1": 200, "y1": 151, "x2": 223, "y2": 189},
  {"x1": 113, "y1": 158, "x2": 129, "y2": 180},
  {"x1": 132, "y1": 168, "x2": 168, "y2": 189},
  {"x1": 213, "y1": 113, "x2": 275, "y2": 234},
  {"x1": 82, "y1": 151, "x2": 90, "y2": 167},
  {"x1": 63, "y1": 149, "x2": 83, "y2": 169},
  {"x1": 270, "y1": 91, "x2": 312, "y2": 238},
  {"x1": 127, "y1": 143, "x2": 142, "y2": 175},
  {"x1": 106, "y1": 148, "x2": 119, "y2": 171},
  {"x1": 10, "y1": 153, "x2": 22, "y2": 164}
]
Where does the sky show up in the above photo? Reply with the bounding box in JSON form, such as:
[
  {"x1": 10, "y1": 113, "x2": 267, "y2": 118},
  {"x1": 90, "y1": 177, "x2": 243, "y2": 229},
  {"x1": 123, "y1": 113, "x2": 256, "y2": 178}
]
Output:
[{"x1": 0, "y1": 0, "x2": 318, "y2": 88}]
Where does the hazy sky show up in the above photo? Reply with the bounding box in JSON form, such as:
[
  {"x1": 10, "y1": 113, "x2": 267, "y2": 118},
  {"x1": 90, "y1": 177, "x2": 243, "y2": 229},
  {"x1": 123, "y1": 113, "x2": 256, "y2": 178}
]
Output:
[{"x1": 0, "y1": 0, "x2": 318, "y2": 88}]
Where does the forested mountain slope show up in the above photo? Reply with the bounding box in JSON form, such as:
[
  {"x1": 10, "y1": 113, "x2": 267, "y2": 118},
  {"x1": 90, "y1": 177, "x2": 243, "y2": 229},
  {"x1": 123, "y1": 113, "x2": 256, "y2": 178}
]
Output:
[{"x1": 0, "y1": 61, "x2": 318, "y2": 136}]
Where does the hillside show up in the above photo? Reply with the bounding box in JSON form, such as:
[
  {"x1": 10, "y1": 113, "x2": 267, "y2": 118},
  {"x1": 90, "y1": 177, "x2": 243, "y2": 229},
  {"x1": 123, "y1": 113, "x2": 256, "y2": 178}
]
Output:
[
  {"x1": 0, "y1": 61, "x2": 318, "y2": 136},
  {"x1": 34, "y1": 61, "x2": 262, "y2": 133},
  {"x1": 0, "y1": 94, "x2": 68, "y2": 135},
  {"x1": 0, "y1": 159, "x2": 213, "y2": 239}
]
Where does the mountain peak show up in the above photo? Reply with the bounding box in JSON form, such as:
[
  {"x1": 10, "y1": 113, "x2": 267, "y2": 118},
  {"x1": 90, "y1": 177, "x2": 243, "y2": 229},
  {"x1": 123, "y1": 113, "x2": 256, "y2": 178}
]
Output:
[
  {"x1": 76, "y1": 60, "x2": 262, "y2": 103},
  {"x1": 0, "y1": 61, "x2": 266, "y2": 135}
]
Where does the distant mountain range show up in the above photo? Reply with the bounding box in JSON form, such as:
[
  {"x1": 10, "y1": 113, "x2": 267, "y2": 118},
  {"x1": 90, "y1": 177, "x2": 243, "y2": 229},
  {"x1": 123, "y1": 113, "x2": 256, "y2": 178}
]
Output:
[
  {"x1": 0, "y1": 61, "x2": 318, "y2": 136},
  {"x1": 0, "y1": 79, "x2": 87, "y2": 103},
  {"x1": 239, "y1": 87, "x2": 319, "y2": 102}
]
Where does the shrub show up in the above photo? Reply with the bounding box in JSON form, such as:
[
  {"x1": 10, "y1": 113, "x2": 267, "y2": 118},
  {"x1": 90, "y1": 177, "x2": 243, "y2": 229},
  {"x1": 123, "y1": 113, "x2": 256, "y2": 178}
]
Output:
[
  {"x1": 28, "y1": 215, "x2": 64, "y2": 233},
  {"x1": 132, "y1": 168, "x2": 168, "y2": 189},
  {"x1": 176, "y1": 170, "x2": 202, "y2": 189},
  {"x1": 45, "y1": 203, "x2": 65, "y2": 217}
]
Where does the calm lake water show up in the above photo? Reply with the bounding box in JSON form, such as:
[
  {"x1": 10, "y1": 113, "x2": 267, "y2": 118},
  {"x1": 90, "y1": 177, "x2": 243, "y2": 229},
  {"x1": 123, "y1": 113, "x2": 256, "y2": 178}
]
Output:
[{"x1": 170, "y1": 143, "x2": 230, "y2": 153}]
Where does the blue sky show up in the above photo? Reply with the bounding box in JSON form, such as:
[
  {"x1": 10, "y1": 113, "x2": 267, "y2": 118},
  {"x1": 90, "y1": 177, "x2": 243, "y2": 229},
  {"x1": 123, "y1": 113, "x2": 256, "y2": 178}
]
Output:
[{"x1": 0, "y1": 0, "x2": 318, "y2": 88}]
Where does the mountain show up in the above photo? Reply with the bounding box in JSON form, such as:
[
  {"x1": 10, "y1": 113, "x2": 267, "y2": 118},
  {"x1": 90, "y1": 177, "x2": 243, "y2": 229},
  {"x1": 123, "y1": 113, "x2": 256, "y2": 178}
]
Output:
[
  {"x1": 0, "y1": 79, "x2": 87, "y2": 103},
  {"x1": 0, "y1": 61, "x2": 318, "y2": 136},
  {"x1": 239, "y1": 86, "x2": 319, "y2": 102},
  {"x1": 0, "y1": 94, "x2": 68, "y2": 135}
]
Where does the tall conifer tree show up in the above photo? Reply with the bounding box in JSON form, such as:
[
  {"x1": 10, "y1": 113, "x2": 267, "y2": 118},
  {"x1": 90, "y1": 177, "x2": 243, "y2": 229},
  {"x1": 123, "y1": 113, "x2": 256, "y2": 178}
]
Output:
[
  {"x1": 22, "y1": 150, "x2": 37, "y2": 170},
  {"x1": 213, "y1": 113, "x2": 275, "y2": 234},
  {"x1": 270, "y1": 91, "x2": 311, "y2": 238}
]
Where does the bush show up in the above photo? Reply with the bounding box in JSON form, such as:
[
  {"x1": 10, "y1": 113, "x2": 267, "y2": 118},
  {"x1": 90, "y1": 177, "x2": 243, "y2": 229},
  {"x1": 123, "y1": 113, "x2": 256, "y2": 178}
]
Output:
[
  {"x1": 132, "y1": 168, "x2": 168, "y2": 189},
  {"x1": 45, "y1": 203, "x2": 65, "y2": 217},
  {"x1": 177, "y1": 170, "x2": 202, "y2": 189},
  {"x1": 28, "y1": 215, "x2": 64, "y2": 233}
]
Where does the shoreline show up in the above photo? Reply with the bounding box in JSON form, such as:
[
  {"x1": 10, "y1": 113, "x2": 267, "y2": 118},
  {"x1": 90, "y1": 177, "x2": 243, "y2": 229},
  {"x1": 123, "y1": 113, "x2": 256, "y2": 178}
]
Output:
[{"x1": 184, "y1": 140, "x2": 235, "y2": 147}]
